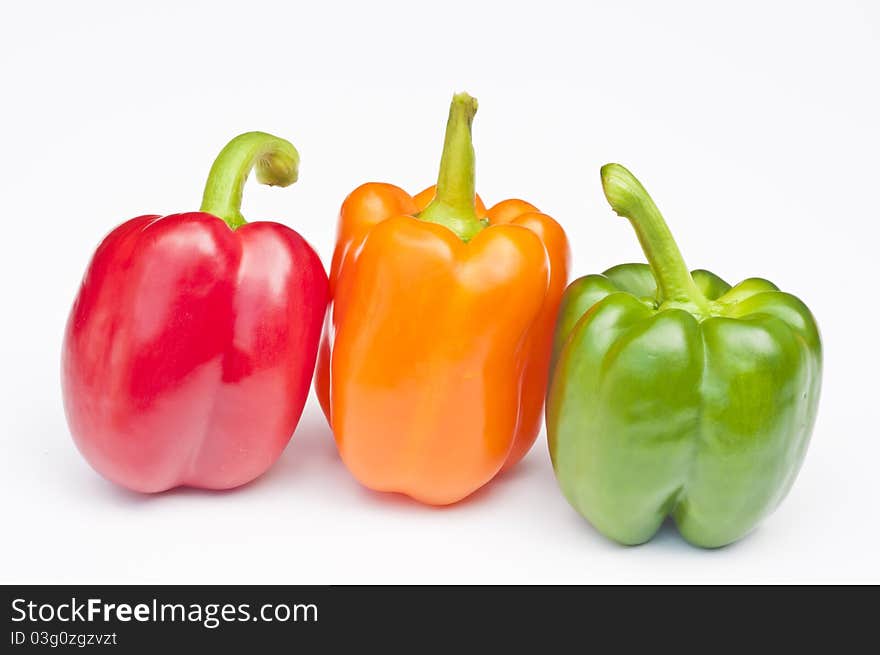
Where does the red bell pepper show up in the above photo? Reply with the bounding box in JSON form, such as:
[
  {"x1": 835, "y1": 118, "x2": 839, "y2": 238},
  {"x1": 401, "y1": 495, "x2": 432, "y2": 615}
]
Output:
[{"x1": 62, "y1": 132, "x2": 328, "y2": 492}]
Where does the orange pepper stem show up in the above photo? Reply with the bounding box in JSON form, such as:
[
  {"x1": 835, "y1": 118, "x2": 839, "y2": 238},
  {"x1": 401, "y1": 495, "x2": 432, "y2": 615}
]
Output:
[{"x1": 418, "y1": 93, "x2": 487, "y2": 242}]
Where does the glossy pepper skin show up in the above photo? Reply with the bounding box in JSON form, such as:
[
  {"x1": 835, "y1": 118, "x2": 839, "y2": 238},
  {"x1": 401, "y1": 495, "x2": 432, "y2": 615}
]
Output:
[
  {"x1": 315, "y1": 94, "x2": 569, "y2": 505},
  {"x1": 63, "y1": 133, "x2": 328, "y2": 492},
  {"x1": 547, "y1": 164, "x2": 821, "y2": 548}
]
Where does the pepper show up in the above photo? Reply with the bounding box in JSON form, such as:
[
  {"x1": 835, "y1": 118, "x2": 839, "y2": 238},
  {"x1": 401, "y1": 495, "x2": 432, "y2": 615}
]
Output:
[
  {"x1": 315, "y1": 93, "x2": 569, "y2": 505},
  {"x1": 546, "y1": 164, "x2": 821, "y2": 547},
  {"x1": 62, "y1": 132, "x2": 328, "y2": 492}
]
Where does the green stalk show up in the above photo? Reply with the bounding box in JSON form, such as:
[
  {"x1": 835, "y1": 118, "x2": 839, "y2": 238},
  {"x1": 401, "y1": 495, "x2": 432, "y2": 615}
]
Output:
[
  {"x1": 200, "y1": 131, "x2": 300, "y2": 229},
  {"x1": 418, "y1": 93, "x2": 486, "y2": 242},
  {"x1": 600, "y1": 163, "x2": 710, "y2": 315}
]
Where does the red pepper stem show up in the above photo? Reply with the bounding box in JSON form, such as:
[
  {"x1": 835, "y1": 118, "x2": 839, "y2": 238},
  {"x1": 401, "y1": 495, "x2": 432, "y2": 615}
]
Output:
[
  {"x1": 418, "y1": 93, "x2": 486, "y2": 242},
  {"x1": 600, "y1": 163, "x2": 710, "y2": 314},
  {"x1": 200, "y1": 132, "x2": 300, "y2": 229}
]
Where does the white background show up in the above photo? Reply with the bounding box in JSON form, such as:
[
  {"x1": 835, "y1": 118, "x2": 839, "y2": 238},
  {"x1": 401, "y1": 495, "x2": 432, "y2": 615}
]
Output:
[{"x1": 1, "y1": 0, "x2": 878, "y2": 583}]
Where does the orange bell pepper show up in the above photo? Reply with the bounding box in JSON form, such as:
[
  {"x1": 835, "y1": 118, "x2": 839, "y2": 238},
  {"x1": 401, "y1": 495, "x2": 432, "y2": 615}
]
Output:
[{"x1": 315, "y1": 93, "x2": 569, "y2": 504}]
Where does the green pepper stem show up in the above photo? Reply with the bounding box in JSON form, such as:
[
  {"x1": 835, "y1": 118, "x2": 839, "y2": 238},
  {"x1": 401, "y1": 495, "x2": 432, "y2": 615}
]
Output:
[
  {"x1": 418, "y1": 93, "x2": 486, "y2": 242},
  {"x1": 200, "y1": 131, "x2": 300, "y2": 229},
  {"x1": 600, "y1": 163, "x2": 709, "y2": 313}
]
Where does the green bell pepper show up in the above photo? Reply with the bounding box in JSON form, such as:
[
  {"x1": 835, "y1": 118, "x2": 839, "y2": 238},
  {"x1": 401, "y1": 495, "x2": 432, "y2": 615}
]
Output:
[{"x1": 546, "y1": 164, "x2": 822, "y2": 548}]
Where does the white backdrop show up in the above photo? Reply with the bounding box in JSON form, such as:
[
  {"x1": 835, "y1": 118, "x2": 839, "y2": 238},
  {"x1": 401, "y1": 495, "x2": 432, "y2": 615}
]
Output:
[{"x1": 1, "y1": 0, "x2": 877, "y2": 583}]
